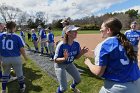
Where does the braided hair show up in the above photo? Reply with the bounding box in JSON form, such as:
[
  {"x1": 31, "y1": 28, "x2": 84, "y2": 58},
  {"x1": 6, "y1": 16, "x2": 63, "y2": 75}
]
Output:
[{"x1": 103, "y1": 18, "x2": 137, "y2": 60}]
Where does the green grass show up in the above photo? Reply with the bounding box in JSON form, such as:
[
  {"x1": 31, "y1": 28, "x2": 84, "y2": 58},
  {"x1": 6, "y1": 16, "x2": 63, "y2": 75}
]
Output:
[{"x1": 53, "y1": 29, "x2": 100, "y2": 36}]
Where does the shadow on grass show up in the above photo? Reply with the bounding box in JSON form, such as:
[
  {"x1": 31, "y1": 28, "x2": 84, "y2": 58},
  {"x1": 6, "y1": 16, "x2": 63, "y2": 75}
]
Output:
[
  {"x1": 7, "y1": 64, "x2": 43, "y2": 93},
  {"x1": 74, "y1": 63, "x2": 102, "y2": 80}
]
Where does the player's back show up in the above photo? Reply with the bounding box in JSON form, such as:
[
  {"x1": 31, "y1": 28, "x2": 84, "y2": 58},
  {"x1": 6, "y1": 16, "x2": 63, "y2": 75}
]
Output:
[
  {"x1": 0, "y1": 33, "x2": 25, "y2": 57},
  {"x1": 95, "y1": 36, "x2": 140, "y2": 82}
]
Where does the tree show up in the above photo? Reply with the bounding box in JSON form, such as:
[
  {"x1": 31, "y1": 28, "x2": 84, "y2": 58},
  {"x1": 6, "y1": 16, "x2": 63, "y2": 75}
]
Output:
[
  {"x1": 17, "y1": 12, "x2": 29, "y2": 27},
  {"x1": 0, "y1": 3, "x2": 22, "y2": 23},
  {"x1": 114, "y1": 13, "x2": 130, "y2": 29},
  {"x1": 125, "y1": 9, "x2": 139, "y2": 21}
]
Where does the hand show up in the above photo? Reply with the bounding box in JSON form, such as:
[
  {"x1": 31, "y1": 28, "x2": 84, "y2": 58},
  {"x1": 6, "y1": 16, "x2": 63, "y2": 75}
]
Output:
[
  {"x1": 63, "y1": 49, "x2": 68, "y2": 60},
  {"x1": 84, "y1": 58, "x2": 91, "y2": 66},
  {"x1": 81, "y1": 46, "x2": 89, "y2": 55}
]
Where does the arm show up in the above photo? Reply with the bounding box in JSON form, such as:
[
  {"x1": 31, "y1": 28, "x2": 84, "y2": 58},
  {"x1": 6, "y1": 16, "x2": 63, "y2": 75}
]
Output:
[
  {"x1": 20, "y1": 47, "x2": 28, "y2": 61},
  {"x1": 84, "y1": 58, "x2": 106, "y2": 77},
  {"x1": 75, "y1": 46, "x2": 89, "y2": 59},
  {"x1": 54, "y1": 49, "x2": 68, "y2": 63}
]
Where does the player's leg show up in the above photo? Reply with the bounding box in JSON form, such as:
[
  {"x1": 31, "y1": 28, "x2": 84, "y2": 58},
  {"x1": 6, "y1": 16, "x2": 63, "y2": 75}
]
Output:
[
  {"x1": 12, "y1": 56, "x2": 25, "y2": 92},
  {"x1": 44, "y1": 42, "x2": 48, "y2": 54},
  {"x1": 49, "y1": 43, "x2": 54, "y2": 60},
  {"x1": 55, "y1": 63, "x2": 67, "y2": 93},
  {"x1": 40, "y1": 41, "x2": 44, "y2": 55},
  {"x1": 1, "y1": 57, "x2": 11, "y2": 92},
  {"x1": 66, "y1": 63, "x2": 81, "y2": 92},
  {"x1": 34, "y1": 41, "x2": 39, "y2": 52}
]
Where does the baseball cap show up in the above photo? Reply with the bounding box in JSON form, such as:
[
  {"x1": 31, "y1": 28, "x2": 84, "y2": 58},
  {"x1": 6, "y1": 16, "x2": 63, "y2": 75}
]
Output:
[
  {"x1": 65, "y1": 25, "x2": 80, "y2": 33},
  {"x1": 131, "y1": 21, "x2": 137, "y2": 25},
  {"x1": 61, "y1": 18, "x2": 70, "y2": 23}
]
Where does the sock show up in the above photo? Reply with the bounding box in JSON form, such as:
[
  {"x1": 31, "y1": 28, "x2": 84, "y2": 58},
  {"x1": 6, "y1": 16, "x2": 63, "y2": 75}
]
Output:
[
  {"x1": 45, "y1": 47, "x2": 48, "y2": 53},
  {"x1": 18, "y1": 76, "x2": 25, "y2": 89},
  {"x1": 19, "y1": 82, "x2": 25, "y2": 89},
  {"x1": 35, "y1": 48, "x2": 38, "y2": 52},
  {"x1": 41, "y1": 48, "x2": 44, "y2": 54},
  {"x1": 2, "y1": 82, "x2": 7, "y2": 90},
  {"x1": 51, "y1": 54, "x2": 54, "y2": 59},
  {"x1": 57, "y1": 87, "x2": 63, "y2": 93},
  {"x1": 71, "y1": 80, "x2": 78, "y2": 89},
  {"x1": 2, "y1": 75, "x2": 9, "y2": 90}
]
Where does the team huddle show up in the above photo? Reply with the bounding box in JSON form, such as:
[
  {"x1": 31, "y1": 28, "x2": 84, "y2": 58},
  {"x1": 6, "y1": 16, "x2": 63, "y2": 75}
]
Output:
[{"x1": 0, "y1": 18, "x2": 140, "y2": 93}]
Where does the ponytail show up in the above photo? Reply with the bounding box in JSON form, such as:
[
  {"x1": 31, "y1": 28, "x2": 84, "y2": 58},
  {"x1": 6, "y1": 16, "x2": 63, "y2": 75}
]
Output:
[
  {"x1": 64, "y1": 34, "x2": 68, "y2": 44},
  {"x1": 117, "y1": 32, "x2": 137, "y2": 60}
]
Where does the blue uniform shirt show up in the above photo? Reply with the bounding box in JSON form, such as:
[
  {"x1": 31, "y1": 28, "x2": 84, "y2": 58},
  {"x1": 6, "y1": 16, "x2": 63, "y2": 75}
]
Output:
[
  {"x1": 47, "y1": 32, "x2": 54, "y2": 43},
  {"x1": 39, "y1": 29, "x2": 46, "y2": 39},
  {"x1": 125, "y1": 30, "x2": 140, "y2": 52},
  {"x1": 0, "y1": 33, "x2": 25, "y2": 57},
  {"x1": 54, "y1": 41, "x2": 80, "y2": 64},
  {"x1": 20, "y1": 31, "x2": 25, "y2": 37},
  {"x1": 94, "y1": 36, "x2": 140, "y2": 83},
  {"x1": 32, "y1": 33, "x2": 38, "y2": 41}
]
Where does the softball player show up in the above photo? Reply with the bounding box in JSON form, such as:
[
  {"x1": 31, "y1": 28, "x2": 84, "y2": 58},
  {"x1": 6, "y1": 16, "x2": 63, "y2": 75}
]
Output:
[
  {"x1": 84, "y1": 18, "x2": 140, "y2": 93},
  {"x1": 0, "y1": 21, "x2": 27, "y2": 93},
  {"x1": 38, "y1": 25, "x2": 48, "y2": 55},
  {"x1": 20, "y1": 30, "x2": 25, "y2": 41},
  {"x1": 46, "y1": 27, "x2": 54, "y2": 61},
  {"x1": 124, "y1": 21, "x2": 140, "y2": 54},
  {"x1": 31, "y1": 29, "x2": 38, "y2": 53},
  {"x1": 20, "y1": 29, "x2": 31, "y2": 51},
  {"x1": 54, "y1": 25, "x2": 88, "y2": 93},
  {"x1": 61, "y1": 18, "x2": 70, "y2": 38}
]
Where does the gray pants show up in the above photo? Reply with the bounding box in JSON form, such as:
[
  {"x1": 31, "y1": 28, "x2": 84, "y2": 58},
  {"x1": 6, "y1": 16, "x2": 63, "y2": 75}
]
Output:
[
  {"x1": 99, "y1": 78, "x2": 140, "y2": 93},
  {"x1": 33, "y1": 40, "x2": 38, "y2": 50},
  {"x1": 41, "y1": 38, "x2": 47, "y2": 48},
  {"x1": 1, "y1": 56, "x2": 23, "y2": 78},
  {"x1": 47, "y1": 42, "x2": 54, "y2": 54},
  {"x1": 54, "y1": 63, "x2": 81, "y2": 92}
]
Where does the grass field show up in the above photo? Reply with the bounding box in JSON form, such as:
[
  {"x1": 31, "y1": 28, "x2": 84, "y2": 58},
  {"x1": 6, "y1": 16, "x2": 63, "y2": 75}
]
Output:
[{"x1": 0, "y1": 30, "x2": 104, "y2": 93}]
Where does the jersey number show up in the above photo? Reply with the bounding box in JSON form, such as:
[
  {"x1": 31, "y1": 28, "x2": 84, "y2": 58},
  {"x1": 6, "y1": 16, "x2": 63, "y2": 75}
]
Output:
[
  {"x1": 67, "y1": 56, "x2": 74, "y2": 62},
  {"x1": 119, "y1": 45, "x2": 129, "y2": 65},
  {"x1": 2, "y1": 39, "x2": 13, "y2": 50}
]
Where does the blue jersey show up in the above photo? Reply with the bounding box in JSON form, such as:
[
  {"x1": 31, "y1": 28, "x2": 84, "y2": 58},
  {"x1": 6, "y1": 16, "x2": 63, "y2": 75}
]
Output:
[
  {"x1": 0, "y1": 33, "x2": 25, "y2": 57},
  {"x1": 20, "y1": 31, "x2": 25, "y2": 37},
  {"x1": 32, "y1": 33, "x2": 38, "y2": 41},
  {"x1": 125, "y1": 30, "x2": 140, "y2": 51},
  {"x1": 47, "y1": 32, "x2": 54, "y2": 43},
  {"x1": 54, "y1": 41, "x2": 80, "y2": 64},
  {"x1": 39, "y1": 29, "x2": 46, "y2": 39},
  {"x1": 94, "y1": 36, "x2": 140, "y2": 83}
]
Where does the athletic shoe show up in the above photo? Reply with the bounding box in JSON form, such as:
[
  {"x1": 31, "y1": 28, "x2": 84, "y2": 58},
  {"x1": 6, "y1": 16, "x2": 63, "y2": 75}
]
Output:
[
  {"x1": 49, "y1": 58, "x2": 54, "y2": 61},
  {"x1": 39, "y1": 54, "x2": 43, "y2": 56},
  {"x1": 8, "y1": 76, "x2": 17, "y2": 83},
  {"x1": 20, "y1": 84, "x2": 26, "y2": 93},
  {"x1": 70, "y1": 86, "x2": 81, "y2": 93},
  {"x1": 1, "y1": 90, "x2": 6, "y2": 93}
]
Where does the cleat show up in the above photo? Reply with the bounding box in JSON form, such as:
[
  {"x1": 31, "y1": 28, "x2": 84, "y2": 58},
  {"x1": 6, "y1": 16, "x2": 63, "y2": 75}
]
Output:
[
  {"x1": 1, "y1": 90, "x2": 6, "y2": 93},
  {"x1": 49, "y1": 58, "x2": 54, "y2": 61},
  {"x1": 20, "y1": 84, "x2": 26, "y2": 93},
  {"x1": 70, "y1": 86, "x2": 81, "y2": 93},
  {"x1": 8, "y1": 76, "x2": 17, "y2": 83}
]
